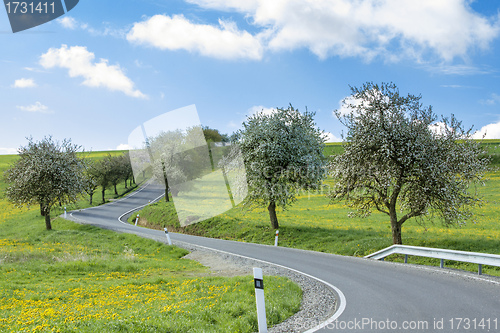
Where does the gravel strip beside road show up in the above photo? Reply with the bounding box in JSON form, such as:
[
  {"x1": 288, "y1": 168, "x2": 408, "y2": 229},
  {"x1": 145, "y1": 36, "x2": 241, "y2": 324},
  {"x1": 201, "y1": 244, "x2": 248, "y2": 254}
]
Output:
[{"x1": 177, "y1": 242, "x2": 338, "y2": 333}]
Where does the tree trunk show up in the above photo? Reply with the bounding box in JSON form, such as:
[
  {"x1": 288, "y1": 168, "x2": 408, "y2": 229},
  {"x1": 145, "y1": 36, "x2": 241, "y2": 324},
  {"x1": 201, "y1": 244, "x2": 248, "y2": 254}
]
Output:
[
  {"x1": 114, "y1": 184, "x2": 118, "y2": 195},
  {"x1": 389, "y1": 201, "x2": 403, "y2": 244},
  {"x1": 124, "y1": 179, "x2": 128, "y2": 189},
  {"x1": 102, "y1": 188, "x2": 106, "y2": 203},
  {"x1": 89, "y1": 193, "x2": 93, "y2": 205},
  {"x1": 390, "y1": 214, "x2": 403, "y2": 245},
  {"x1": 268, "y1": 200, "x2": 279, "y2": 229},
  {"x1": 42, "y1": 206, "x2": 52, "y2": 230},
  {"x1": 162, "y1": 162, "x2": 170, "y2": 202},
  {"x1": 40, "y1": 203, "x2": 45, "y2": 216}
]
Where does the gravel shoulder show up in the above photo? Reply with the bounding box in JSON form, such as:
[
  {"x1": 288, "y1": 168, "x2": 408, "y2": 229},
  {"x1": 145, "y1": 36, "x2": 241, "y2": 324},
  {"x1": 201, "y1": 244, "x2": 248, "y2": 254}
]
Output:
[{"x1": 178, "y1": 242, "x2": 338, "y2": 333}]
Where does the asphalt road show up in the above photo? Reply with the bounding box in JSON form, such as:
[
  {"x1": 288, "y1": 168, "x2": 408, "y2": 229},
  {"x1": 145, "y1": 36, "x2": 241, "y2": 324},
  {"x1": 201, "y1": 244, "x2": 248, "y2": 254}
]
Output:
[{"x1": 69, "y1": 181, "x2": 500, "y2": 333}]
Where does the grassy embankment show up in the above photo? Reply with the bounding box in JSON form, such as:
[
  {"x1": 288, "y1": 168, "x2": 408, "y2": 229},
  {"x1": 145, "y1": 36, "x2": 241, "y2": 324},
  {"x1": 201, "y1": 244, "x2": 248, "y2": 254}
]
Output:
[
  {"x1": 132, "y1": 140, "x2": 500, "y2": 276},
  {"x1": 0, "y1": 151, "x2": 301, "y2": 332}
]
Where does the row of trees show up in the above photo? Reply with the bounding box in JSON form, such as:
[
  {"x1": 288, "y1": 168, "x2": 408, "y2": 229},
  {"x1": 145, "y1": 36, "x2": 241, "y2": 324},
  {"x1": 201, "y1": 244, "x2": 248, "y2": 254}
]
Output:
[
  {"x1": 234, "y1": 83, "x2": 488, "y2": 244},
  {"x1": 3, "y1": 126, "x2": 227, "y2": 231},
  {"x1": 3, "y1": 83, "x2": 489, "y2": 243},
  {"x1": 4, "y1": 137, "x2": 134, "y2": 230},
  {"x1": 83, "y1": 153, "x2": 134, "y2": 205}
]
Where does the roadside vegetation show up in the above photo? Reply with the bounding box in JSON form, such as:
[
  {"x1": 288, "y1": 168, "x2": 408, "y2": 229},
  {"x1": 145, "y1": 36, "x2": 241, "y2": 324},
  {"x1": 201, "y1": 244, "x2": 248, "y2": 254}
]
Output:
[
  {"x1": 132, "y1": 140, "x2": 500, "y2": 277},
  {"x1": 0, "y1": 153, "x2": 302, "y2": 332}
]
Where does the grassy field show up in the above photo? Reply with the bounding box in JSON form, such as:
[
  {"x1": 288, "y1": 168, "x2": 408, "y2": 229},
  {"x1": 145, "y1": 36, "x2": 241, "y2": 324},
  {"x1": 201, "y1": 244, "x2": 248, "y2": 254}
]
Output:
[
  {"x1": 133, "y1": 140, "x2": 500, "y2": 276},
  {"x1": 0, "y1": 152, "x2": 302, "y2": 332}
]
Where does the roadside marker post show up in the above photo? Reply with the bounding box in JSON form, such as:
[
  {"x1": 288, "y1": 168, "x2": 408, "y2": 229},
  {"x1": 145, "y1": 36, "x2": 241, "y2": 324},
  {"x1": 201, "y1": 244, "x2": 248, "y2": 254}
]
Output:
[
  {"x1": 274, "y1": 230, "x2": 279, "y2": 247},
  {"x1": 134, "y1": 214, "x2": 139, "y2": 226},
  {"x1": 64, "y1": 207, "x2": 67, "y2": 219},
  {"x1": 164, "y1": 228, "x2": 172, "y2": 245},
  {"x1": 253, "y1": 267, "x2": 267, "y2": 333}
]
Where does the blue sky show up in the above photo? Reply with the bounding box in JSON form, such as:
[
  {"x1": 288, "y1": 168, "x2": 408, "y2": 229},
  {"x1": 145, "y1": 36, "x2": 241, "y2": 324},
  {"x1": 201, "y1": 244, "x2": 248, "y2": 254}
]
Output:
[{"x1": 1, "y1": 0, "x2": 500, "y2": 154}]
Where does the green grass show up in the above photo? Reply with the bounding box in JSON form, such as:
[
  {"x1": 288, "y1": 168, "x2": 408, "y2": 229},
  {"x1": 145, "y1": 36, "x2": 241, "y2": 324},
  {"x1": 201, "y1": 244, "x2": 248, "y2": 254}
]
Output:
[
  {"x1": 134, "y1": 166, "x2": 500, "y2": 277},
  {"x1": 323, "y1": 142, "x2": 344, "y2": 160},
  {"x1": 0, "y1": 152, "x2": 302, "y2": 332}
]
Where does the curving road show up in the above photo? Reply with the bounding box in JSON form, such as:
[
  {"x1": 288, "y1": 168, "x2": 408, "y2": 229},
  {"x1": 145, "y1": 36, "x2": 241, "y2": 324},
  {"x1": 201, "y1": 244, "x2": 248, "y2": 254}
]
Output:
[{"x1": 68, "y1": 182, "x2": 500, "y2": 332}]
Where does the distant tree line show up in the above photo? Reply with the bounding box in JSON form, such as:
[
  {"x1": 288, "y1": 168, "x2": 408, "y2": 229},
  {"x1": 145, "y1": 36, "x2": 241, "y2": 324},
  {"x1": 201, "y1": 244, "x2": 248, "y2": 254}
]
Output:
[
  {"x1": 83, "y1": 152, "x2": 134, "y2": 205},
  {"x1": 3, "y1": 127, "x2": 229, "y2": 230}
]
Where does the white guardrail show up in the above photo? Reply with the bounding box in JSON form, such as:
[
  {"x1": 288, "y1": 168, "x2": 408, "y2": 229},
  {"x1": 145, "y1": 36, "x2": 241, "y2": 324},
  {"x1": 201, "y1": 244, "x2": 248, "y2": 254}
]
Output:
[{"x1": 365, "y1": 245, "x2": 500, "y2": 275}]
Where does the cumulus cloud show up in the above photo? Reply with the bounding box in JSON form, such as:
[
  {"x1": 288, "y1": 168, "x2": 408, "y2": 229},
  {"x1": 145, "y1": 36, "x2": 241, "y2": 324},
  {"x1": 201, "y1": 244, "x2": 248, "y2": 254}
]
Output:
[
  {"x1": 335, "y1": 96, "x2": 363, "y2": 117},
  {"x1": 12, "y1": 78, "x2": 37, "y2": 88},
  {"x1": 428, "y1": 121, "x2": 452, "y2": 137},
  {"x1": 473, "y1": 121, "x2": 500, "y2": 139},
  {"x1": 323, "y1": 131, "x2": 342, "y2": 142},
  {"x1": 39, "y1": 45, "x2": 147, "y2": 98},
  {"x1": 17, "y1": 101, "x2": 52, "y2": 114},
  {"x1": 184, "y1": 0, "x2": 500, "y2": 62},
  {"x1": 116, "y1": 143, "x2": 132, "y2": 150},
  {"x1": 334, "y1": 89, "x2": 390, "y2": 117},
  {"x1": 58, "y1": 16, "x2": 78, "y2": 29},
  {"x1": 127, "y1": 14, "x2": 263, "y2": 60}
]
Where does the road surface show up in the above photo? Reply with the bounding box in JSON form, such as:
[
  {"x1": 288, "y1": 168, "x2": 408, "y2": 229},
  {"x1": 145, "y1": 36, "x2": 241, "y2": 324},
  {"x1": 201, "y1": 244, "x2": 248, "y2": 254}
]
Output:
[{"x1": 68, "y1": 181, "x2": 500, "y2": 332}]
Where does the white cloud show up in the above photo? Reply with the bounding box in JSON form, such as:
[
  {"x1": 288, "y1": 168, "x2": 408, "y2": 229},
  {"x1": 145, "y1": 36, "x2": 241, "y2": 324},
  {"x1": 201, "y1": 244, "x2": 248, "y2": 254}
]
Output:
[
  {"x1": 323, "y1": 131, "x2": 342, "y2": 142},
  {"x1": 429, "y1": 121, "x2": 451, "y2": 137},
  {"x1": 185, "y1": 0, "x2": 257, "y2": 12},
  {"x1": 473, "y1": 121, "x2": 500, "y2": 139},
  {"x1": 248, "y1": 105, "x2": 277, "y2": 116},
  {"x1": 117, "y1": 143, "x2": 132, "y2": 150},
  {"x1": 126, "y1": 14, "x2": 263, "y2": 60},
  {"x1": 441, "y1": 84, "x2": 467, "y2": 89},
  {"x1": 334, "y1": 89, "x2": 389, "y2": 117},
  {"x1": 16, "y1": 102, "x2": 52, "y2": 114},
  {"x1": 58, "y1": 16, "x2": 77, "y2": 29},
  {"x1": 57, "y1": 17, "x2": 126, "y2": 38},
  {"x1": 335, "y1": 96, "x2": 363, "y2": 117},
  {"x1": 227, "y1": 105, "x2": 277, "y2": 130},
  {"x1": 186, "y1": 0, "x2": 500, "y2": 62},
  {"x1": 0, "y1": 148, "x2": 17, "y2": 155},
  {"x1": 12, "y1": 78, "x2": 37, "y2": 88},
  {"x1": 23, "y1": 67, "x2": 47, "y2": 73},
  {"x1": 480, "y1": 93, "x2": 500, "y2": 106},
  {"x1": 425, "y1": 64, "x2": 492, "y2": 75},
  {"x1": 39, "y1": 45, "x2": 146, "y2": 99}
]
